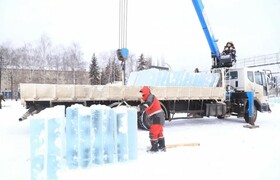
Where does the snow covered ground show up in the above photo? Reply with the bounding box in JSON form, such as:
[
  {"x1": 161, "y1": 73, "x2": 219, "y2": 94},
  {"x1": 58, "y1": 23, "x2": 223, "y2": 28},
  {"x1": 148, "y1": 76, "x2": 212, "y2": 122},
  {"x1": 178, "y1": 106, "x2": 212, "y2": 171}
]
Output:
[{"x1": 0, "y1": 100, "x2": 280, "y2": 180}]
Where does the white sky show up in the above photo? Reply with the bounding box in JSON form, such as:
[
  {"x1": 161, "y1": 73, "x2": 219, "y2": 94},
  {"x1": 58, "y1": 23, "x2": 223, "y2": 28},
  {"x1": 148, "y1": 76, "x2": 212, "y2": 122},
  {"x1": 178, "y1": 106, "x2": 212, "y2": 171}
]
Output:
[{"x1": 0, "y1": 0, "x2": 280, "y2": 71}]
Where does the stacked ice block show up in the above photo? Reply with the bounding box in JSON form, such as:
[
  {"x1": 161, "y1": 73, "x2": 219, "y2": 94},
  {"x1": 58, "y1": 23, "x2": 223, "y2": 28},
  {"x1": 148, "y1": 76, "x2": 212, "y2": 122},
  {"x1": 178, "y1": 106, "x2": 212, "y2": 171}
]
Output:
[{"x1": 30, "y1": 104, "x2": 138, "y2": 180}]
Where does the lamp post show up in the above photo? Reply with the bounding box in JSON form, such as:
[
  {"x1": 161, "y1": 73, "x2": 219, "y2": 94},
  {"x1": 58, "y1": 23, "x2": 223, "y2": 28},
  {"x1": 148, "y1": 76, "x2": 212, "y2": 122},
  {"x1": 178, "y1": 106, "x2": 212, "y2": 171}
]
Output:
[
  {"x1": 0, "y1": 55, "x2": 3, "y2": 92},
  {"x1": 10, "y1": 71, "x2": 13, "y2": 100}
]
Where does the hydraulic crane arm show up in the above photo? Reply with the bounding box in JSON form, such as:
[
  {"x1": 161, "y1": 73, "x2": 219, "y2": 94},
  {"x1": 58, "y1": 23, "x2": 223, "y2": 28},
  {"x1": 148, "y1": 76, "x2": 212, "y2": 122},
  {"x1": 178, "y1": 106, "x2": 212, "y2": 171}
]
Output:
[
  {"x1": 192, "y1": 0, "x2": 235, "y2": 68},
  {"x1": 192, "y1": 0, "x2": 220, "y2": 60}
]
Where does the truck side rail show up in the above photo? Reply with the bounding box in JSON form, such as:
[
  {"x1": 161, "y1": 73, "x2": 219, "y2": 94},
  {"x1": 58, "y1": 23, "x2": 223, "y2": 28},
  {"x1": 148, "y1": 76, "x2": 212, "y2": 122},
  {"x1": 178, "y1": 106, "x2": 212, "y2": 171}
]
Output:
[{"x1": 20, "y1": 83, "x2": 225, "y2": 104}]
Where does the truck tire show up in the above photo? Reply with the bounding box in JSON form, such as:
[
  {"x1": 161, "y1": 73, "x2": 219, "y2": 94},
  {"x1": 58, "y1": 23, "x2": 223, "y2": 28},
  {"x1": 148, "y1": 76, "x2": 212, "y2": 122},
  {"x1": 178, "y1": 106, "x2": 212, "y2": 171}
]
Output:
[
  {"x1": 138, "y1": 111, "x2": 150, "y2": 130},
  {"x1": 244, "y1": 105, "x2": 257, "y2": 125},
  {"x1": 137, "y1": 102, "x2": 168, "y2": 130}
]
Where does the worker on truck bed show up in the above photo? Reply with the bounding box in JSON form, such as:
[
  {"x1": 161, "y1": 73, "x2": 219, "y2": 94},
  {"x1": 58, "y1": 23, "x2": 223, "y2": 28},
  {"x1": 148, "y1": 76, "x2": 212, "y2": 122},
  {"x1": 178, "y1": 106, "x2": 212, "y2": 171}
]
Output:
[
  {"x1": 0, "y1": 93, "x2": 5, "y2": 109},
  {"x1": 139, "y1": 86, "x2": 166, "y2": 152}
]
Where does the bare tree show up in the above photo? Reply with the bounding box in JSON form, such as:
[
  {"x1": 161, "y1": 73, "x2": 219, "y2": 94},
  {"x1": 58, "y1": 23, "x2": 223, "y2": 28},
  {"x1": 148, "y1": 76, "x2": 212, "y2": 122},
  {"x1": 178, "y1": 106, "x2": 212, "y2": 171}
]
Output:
[
  {"x1": 125, "y1": 53, "x2": 137, "y2": 82},
  {"x1": 50, "y1": 45, "x2": 65, "y2": 83},
  {"x1": 146, "y1": 56, "x2": 153, "y2": 68},
  {"x1": 66, "y1": 42, "x2": 86, "y2": 84},
  {"x1": 17, "y1": 43, "x2": 34, "y2": 69},
  {"x1": 33, "y1": 34, "x2": 52, "y2": 69},
  {"x1": 99, "y1": 51, "x2": 122, "y2": 84},
  {"x1": 0, "y1": 42, "x2": 19, "y2": 94}
]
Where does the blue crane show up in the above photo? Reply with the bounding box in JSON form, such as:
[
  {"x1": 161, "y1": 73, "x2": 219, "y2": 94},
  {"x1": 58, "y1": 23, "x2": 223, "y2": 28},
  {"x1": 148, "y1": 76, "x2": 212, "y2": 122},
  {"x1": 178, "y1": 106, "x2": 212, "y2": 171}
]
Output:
[{"x1": 192, "y1": 0, "x2": 236, "y2": 68}]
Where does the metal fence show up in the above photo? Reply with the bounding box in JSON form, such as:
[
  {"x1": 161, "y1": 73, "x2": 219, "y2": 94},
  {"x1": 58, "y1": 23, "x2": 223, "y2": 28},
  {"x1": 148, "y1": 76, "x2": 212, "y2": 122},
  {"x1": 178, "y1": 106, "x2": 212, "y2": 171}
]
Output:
[
  {"x1": 235, "y1": 52, "x2": 280, "y2": 68},
  {"x1": 236, "y1": 52, "x2": 280, "y2": 97}
]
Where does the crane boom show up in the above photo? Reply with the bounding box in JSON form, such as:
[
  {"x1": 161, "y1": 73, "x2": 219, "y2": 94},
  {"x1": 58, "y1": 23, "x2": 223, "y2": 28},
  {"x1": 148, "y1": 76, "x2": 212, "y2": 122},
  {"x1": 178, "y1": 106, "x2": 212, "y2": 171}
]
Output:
[
  {"x1": 192, "y1": 0, "x2": 235, "y2": 68},
  {"x1": 192, "y1": 0, "x2": 220, "y2": 60}
]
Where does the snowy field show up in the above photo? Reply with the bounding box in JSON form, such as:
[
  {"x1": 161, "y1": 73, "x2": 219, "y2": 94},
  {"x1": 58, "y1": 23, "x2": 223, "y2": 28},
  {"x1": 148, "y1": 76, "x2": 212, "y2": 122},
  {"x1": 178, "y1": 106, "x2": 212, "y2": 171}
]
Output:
[{"x1": 0, "y1": 100, "x2": 280, "y2": 180}]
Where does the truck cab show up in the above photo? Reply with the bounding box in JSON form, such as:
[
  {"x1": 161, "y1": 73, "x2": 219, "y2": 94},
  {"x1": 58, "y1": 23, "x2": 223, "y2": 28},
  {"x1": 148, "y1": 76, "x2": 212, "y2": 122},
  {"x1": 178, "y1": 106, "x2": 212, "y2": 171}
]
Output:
[
  {"x1": 225, "y1": 67, "x2": 270, "y2": 112},
  {"x1": 218, "y1": 67, "x2": 271, "y2": 125}
]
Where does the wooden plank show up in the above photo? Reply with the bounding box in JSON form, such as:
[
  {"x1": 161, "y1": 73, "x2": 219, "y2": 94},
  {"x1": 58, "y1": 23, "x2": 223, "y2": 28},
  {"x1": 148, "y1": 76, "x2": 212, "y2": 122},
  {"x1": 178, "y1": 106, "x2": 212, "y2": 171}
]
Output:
[
  {"x1": 166, "y1": 143, "x2": 200, "y2": 148},
  {"x1": 243, "y1": 124, "x2": 260, "y2": 129}
]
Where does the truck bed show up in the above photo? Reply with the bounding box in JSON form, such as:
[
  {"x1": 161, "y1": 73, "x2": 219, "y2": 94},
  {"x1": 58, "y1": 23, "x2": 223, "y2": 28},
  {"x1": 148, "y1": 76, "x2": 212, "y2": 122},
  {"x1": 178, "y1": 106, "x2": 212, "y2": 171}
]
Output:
[{"x1": 20, "y1": 83, "x2": 225, "y2": 104}]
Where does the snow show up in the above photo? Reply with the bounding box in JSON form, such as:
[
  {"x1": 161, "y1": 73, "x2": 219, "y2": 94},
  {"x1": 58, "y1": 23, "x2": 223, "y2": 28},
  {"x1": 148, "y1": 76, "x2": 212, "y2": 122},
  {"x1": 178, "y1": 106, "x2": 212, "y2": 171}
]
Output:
[{"x1": 0, "y1": 100, "x2": 280, "y2": 180}]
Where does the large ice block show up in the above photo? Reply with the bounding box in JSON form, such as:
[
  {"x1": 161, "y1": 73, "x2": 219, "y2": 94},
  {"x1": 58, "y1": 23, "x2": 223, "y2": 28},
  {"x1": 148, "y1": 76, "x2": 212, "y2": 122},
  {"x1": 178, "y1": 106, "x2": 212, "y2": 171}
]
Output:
[
  {"x1": 30, "y1": 117, "x2": 45, "y2": 180},
  {"x1": 66, "y1": 104, "x2": 82, "y2": 168},
  {"x1": 127, "y1": 68, "x2": 220, "y2": 87},
  {"x1": 103, "y1": 108, "x2": 117, "y2": 163},
  {"x1": 114, "y1": 106, "x2": 129, "y2": 162},
  {"x1": 91, "y1": 105, "x2": 105, "y2": 165},
  {"x1": 78, "y1": 106, "x2": 91, "y2": 168},
  {"x1": 30, "y1": 105, "x2": 65, "y2": 180},
  {"x1": 127, "y1": 107, "x2": 138, "y2": 160}
]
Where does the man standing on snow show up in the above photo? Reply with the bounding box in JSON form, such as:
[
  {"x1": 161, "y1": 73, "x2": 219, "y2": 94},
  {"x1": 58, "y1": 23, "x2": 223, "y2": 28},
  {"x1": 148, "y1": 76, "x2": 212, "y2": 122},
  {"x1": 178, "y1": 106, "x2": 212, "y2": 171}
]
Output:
[
  {"x1": 0, "y1": 93, "x2": 5, "y2": 109},
  {"x1": 139, "y1": 86, "x2": 166, "y2": 152}
]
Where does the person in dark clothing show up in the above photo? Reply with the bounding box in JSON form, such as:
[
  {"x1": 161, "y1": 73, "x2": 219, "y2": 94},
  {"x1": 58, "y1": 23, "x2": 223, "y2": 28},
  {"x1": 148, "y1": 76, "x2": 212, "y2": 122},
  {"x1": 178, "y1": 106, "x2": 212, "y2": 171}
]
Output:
[
  {"x1": 0, "y1": 93, "x2": 5, "y2": 109},
  {"x1": 139, "y1": 86, "x2": 166, "y2": 152},
  {"x1": 222, "y1": 41, "x2": 236, "y2": 62}
]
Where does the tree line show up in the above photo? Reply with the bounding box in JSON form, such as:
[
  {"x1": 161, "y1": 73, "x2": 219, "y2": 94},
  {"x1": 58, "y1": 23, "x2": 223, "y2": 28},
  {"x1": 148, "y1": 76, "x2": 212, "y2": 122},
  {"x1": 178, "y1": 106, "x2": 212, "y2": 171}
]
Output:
[
  {"x1": 1, "y1": 34, "x2": 86, "y2": 72},
  {"x1": 89, "y1": 52, "x2": 152, "y2": 85},
  {"x1": 0, "y1": 35, "x2": 159, "y2": 90}
]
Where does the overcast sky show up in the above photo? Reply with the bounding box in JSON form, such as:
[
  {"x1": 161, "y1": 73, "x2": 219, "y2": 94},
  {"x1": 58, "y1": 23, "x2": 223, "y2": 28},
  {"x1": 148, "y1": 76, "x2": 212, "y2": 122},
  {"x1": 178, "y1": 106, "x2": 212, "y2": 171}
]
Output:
[{"x1": 0, "y1": 0, "x2": 280, "y2": 71}]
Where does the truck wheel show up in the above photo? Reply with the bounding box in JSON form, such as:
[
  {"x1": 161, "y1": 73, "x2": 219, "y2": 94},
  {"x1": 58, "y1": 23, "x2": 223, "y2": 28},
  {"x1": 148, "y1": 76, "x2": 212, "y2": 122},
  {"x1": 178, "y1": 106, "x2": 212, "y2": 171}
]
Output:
[
  {"x1": 137, "y1": 103, "x2": 167, "y2": 130},
  {"x1": 138, "y1": 111, "x2": 150, "y2": 130},
  {"x1": 244, "y1": 105, "x2": 257, "y2": 125}
]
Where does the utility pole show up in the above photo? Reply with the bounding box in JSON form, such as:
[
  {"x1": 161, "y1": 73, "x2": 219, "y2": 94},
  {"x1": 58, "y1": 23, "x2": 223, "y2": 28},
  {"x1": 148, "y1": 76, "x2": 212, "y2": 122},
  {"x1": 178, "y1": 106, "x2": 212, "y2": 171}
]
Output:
[{"x1": 10, "y1": 71, "x2": 13, "y2": 100}]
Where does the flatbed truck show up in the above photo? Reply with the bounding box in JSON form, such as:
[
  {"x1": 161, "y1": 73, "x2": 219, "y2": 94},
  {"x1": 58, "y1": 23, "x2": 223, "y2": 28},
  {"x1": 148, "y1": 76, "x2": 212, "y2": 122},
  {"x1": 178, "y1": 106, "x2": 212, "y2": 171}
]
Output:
[{"x1": 19, "y1": 0, "x2": 271, "y2": 129}]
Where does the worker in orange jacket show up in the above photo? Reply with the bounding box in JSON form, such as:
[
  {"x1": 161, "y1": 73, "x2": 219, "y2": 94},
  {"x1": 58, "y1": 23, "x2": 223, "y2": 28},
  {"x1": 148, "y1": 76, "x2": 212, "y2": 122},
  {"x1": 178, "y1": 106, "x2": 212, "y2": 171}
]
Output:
[{"x1": 139, "y1": 86, "x2": 166, "y2": 152}]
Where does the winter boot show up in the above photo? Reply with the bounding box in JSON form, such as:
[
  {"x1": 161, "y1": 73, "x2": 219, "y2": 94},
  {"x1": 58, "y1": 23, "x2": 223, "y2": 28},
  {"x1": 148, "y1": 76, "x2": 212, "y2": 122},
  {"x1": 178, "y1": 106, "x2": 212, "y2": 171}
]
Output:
[
  {"x1": 147, "y1": 140, "x2": 159, "y2": 152},
  {"x1": 158, "y1": 137, "x2": 166, "y2": 152}
]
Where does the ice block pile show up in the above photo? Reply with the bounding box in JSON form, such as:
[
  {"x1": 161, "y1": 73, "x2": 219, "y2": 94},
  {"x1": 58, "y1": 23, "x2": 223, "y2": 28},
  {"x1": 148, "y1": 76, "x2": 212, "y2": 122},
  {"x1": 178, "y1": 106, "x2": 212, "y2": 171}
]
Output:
[{"x1": 30, "y1": 104, "x2": 138, "y2": 180}]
